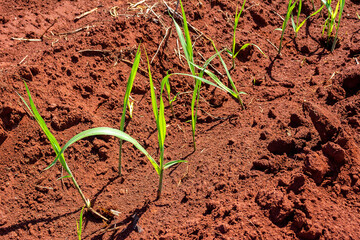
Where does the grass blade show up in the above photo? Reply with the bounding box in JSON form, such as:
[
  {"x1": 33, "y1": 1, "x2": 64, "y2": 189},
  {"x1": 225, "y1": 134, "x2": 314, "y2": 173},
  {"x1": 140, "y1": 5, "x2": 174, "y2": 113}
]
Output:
[
  {"x1": 172, "y1": 0, "x2": 199, "y2": 150},
  {"x1": 18, "y1": 82, "x2": 111, "y2": 221},
  {"x1": 295, "y1": 5, "x2": 324, "y2": 33},
  {"x1": 278, "y1": 0, "x2": 298, "y2": 54},
  {"x1": 52, "y1": 127, "x2": 160, "y2": 175},
  {"x1": 145, "y1": 49, "x2": 159, "y2": 122},
  {"x1": 119, "y1": 44, "x2": 141, "y2": 176},
  {"x1": 233, "y1": 43, "x2": 268, "y2": 59},
  {"x1": 232, "y1": 0, "x2": 247, "y2": 68},
  {"x1": 18, "y1": 82, "x2": 66, "y2": 171},
  {"x1": 190, "y1": 62, "x2": 238, "y2": 98},
  {"x1": 331, "y1": 0, "x2": 345, "y2": 52},
  {"x1": 162, "y1": 73, "x2": 237, "y2": 95},
  {"x1": 77, "y1": 206, "x2": 85, "y2": 240},
  {"x1": 190, "y1": 78, "x2": 201, "y2": 150},
  {"x1": 211, "y1": 42, "x2": 245, "y2": 109},
  {"x1": 179, "y1": 0, "x2": 194, "y2": 73},
  {"x1": 164, "y1": 160, "x2": 187, "y2": 169}
]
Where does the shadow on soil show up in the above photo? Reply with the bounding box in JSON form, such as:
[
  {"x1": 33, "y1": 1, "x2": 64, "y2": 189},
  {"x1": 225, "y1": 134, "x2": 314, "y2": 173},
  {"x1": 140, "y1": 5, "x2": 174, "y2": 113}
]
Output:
[{"x1": 89, "y1": 200, "x2": 150, "y2": 240}]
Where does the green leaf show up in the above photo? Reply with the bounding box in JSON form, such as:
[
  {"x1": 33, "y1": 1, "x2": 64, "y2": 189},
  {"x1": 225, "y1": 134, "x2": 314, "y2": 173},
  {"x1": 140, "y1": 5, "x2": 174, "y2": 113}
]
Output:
[
  {"x1": 120, "y1": 44, "x2": 141, "y2": 132},
  {"x1": 19, "y1": 82, "x2": 70, "y2": 175},
  {"x1": 211, "y1": 42, "x2": 244, "y2": 108},
  {"x1": 19, "y1": 82, "x2": 91, "y2": 208},
  {"x1": 190, "y1": 78, "x2": 201, "y2": 149},
  {"x1": 331, "y1": 0, "x2": 345, "y2": 52},
  {"x1": 145, "y1": 48, "x2": 159, "y2": 122},
  {"x1": 164, "y1": 73, "x2": 233, "y2": 94},
  {"x1": 290, "y1": 13, "x2": 297, "y2": 32},
  {"x1": 190, "y1": 62, "x2": 237, "y2": 98},
  {"x1": 278, "y1": 0, "x2": 299, "y2": 54},
  {"x1": 172, "y1": 1, "x2": 200, "y2": 150},
  {"x1": 57, "y1": 175, "x2": 72, "y2": 180},
  {"x1": 232, "y1": 0, "x2": 247, "y2": 56},
  {"x1": 164, "y1": 160, "x2": 187, "y2": 169},
  {"x1": 51, "y1": 127, "x2": 160, "y2": 175},
  {"x1": 233, "y1": 43, "x2": 268, "y2": 59},
  {"x1": 295, "y1": 5, "x2": 324, "y2": 33},
  {"x1": 321, "y1": 0, "x2": 333, "y2": 15},
  {"x1": 119, "y1": 44, "x2": 142, "y2": 174},
  {"x1": 179, "y1": 0, "x2": 194, "y2": 73},
  {"x1": 173, "y1": 10, "x2": 194, "y2": 74},
  {"x1": 77, "y1": 206, "x2": 85, "y2": 240},
  {"x1": 169, "y1": 93, "x2": 180, "y2": 105}
]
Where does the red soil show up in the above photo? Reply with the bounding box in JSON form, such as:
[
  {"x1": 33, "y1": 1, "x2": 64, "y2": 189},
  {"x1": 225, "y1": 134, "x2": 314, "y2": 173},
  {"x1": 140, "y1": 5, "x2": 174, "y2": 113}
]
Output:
[{"x1": 1, "y1": 0, "x2": 360, "y2": 239}]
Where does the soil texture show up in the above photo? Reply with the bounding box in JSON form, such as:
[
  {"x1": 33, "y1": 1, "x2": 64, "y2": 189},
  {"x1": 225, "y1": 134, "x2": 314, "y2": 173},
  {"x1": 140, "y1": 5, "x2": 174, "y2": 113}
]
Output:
[{"x1": 0, "y1": 0, "x2": 360, "y2": 239}]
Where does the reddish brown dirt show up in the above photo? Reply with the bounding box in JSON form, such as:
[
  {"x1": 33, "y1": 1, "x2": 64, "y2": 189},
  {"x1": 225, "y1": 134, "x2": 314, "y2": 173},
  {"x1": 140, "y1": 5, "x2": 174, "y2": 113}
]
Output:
[{"x1": 1, "y1": 0, "x2": 360, "y2": 239}]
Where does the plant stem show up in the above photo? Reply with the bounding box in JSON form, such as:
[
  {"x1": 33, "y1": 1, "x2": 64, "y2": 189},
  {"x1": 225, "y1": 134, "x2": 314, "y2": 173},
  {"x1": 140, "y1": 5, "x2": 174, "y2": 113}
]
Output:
[
  {"x1": 238, "y1": 96, "x2": 245, "y2": 110},
  {"x1": 71, "y1": 176, "x2": 109, "y2": 222},
  {"x1": 157, "y1": 146, "x2": 165, "y2": 199},
  {"x1": 118, "y1": 145, "x2": 123, "y2": 176},
  {"x1": 157, "y1": 169, "x2": 164, "y2": 200},
  {"x1": 71, "y1": 178, "x2": 89, "y2": 207}
]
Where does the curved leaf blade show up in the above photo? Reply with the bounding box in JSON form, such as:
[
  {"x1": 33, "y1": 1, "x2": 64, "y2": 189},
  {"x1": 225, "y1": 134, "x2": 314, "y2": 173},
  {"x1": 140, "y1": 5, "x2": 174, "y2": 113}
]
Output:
[
  {"x1": 164, "y1": 160, "x2": 187, "y2": 170},
  {"x1": 50, "y1": 127, "x2": 160, "y2": 175}
]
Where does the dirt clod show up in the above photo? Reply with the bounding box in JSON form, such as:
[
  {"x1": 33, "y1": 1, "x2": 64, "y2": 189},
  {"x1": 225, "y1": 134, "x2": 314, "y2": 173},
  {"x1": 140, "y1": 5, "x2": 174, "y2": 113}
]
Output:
[
  {"x1": 267, "y1": 137, "x2": 296, "y2": 155},
  {"x1": 303, "y1": 152, "x2": 329, "y2": 184}
]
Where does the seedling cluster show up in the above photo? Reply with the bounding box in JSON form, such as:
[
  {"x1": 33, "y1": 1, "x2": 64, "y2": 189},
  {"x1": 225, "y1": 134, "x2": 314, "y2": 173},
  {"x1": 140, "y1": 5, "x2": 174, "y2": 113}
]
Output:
[
  {"x1": 18, "y1": 0, "x2": 346, "y2": 237},
  {"x1": 278, "y1": 0, "x2": 346, "y2": 53}
]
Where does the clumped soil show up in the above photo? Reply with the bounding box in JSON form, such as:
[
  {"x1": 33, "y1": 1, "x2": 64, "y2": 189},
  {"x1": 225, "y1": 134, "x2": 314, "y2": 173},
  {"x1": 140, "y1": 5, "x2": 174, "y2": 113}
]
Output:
[{"x1": 1, "y1": 0, "x2": 360, "y2": 239}]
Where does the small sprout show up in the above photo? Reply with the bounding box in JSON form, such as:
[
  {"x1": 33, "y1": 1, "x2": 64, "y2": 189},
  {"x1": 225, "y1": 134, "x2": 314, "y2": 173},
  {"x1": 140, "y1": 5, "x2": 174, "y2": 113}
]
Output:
[
  {"x1": 278, "y1": 0, "x2": 298, "y2": 54},
  {"x1": 18, "y1": 82, "x2": 110, "y2": 228},
  {"x1": 321, "y1": 0, "x2": 346, "y2": 51},
  {"x1": 279, "y1": 0, "x2": 325, "y2": 54},
  {"x1": 172, "y1": 0, "x2": 198, "y2": 150},
  {"x1": 76, "y1": 206, "x2": 85, "y2": 240},
  {"x1": 300, "y1": 57, "x2": 306, "y2": 67},
  {"x1": 146, "y1": 47, "x2": 187, "y2": 198},
  {"x1": 173, "y1": 0, "x2": 249, "y2": 149},
  {"x1": 231, "y1": 0, "x2": 247, "y2": 69}
]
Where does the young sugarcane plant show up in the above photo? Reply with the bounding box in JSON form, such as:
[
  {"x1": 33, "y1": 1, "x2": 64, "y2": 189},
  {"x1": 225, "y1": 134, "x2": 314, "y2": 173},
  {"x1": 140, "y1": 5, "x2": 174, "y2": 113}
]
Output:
[
  {"x1": 47, "y1": 66, "x2": 232, "y2": 200},
  {"x1": 227, "y1": 42, "x2": 267, "y2": 70},
  {"x1": 173, "y1": 0, "x2": 248, "y2": 150},
  {"x1": 119, "y1": 45, "x2": 141, "y2": 176},
  {"x1": 47, "y1": 51, "x2": 188, "y2": 199},
  {"x1": 210, "y1": 41, "x2": 250, "y2": 110},
  {"x1": 226, "y1": 0, "x2": 267, "y2": 69},
  {"x1": 321, "y1": 0, "x2": 345, "y2": 51},
  {"x1": 17, "y1": 82, "x2": 109, "y2": 222},
  {"x1": 172, "y1": 0, "x2": 198, "y2": 151},
  {"x1": 145, "y1": 49, "x2": 186, "y2": 198},
  {"x1": 230, "y1": 0, "x2": 246, "y2": 69},
  {"x1": 278, "y1": 0, "x2": 299, "y2": 54}
]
